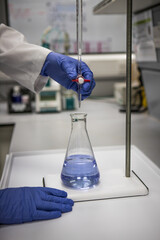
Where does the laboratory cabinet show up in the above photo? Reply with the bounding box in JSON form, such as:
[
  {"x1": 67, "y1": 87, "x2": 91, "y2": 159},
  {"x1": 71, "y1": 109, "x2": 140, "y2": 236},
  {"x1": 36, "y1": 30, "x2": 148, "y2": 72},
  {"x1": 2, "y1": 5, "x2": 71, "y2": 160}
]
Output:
[
  {"x1": 133, "y1": 5, "x2": 160, "y2": 120},
  {"x1": 94, "y1": 1, "x2": 160, "y2": 120},
  {"x1": 140, "y1": 69, "x2": 160, "y2": 119},
  {"x1": 0, "y1": 124, "x2": 14, "y2": 179},
  {"x1": 93, "y1": 0, "x2": 160, "y2": 14}
]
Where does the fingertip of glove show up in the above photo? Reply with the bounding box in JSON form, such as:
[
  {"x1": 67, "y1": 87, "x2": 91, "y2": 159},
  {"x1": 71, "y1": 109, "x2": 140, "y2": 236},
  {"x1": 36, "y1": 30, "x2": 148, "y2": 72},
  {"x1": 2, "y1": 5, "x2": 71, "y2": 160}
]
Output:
[
  {"x1": 45, "y1": 187, "x2": 68, "y2": 198},
  {"x1": 60, "y1": 190, "x2": 68, "y2": 198},
  {"x1": 81, "y1": 95, "x2": 88, "y2": 101},
  {"x1": 68, "y1": 199, "x2": 74, "y2": 206},
  {"x1": 51, "y1": 211, "x2": 62, "y2": 219},
  {"x1": 82, "y1": 82, "x2": 90, "y2": 91},
  {"x1": 64, "y1": 204, "x2": 73, "y2": 212},
  {"x1": 57, "y1": 211, "x2": 62, "y2": 218}
]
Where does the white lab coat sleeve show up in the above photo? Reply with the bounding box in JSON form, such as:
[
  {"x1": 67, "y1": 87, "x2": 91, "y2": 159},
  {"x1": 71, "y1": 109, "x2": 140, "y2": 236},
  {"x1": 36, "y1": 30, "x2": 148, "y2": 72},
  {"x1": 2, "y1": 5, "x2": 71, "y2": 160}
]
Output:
[{"x1": 0, "y1": 24, "x2": 51, "y2": 93}]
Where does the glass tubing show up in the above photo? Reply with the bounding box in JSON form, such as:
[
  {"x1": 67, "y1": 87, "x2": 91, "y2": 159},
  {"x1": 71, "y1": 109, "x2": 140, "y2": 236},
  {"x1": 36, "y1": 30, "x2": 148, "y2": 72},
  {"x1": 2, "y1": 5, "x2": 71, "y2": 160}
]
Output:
[{"x1": 76, "y1": 0, "x2": 83, "y2": 107}]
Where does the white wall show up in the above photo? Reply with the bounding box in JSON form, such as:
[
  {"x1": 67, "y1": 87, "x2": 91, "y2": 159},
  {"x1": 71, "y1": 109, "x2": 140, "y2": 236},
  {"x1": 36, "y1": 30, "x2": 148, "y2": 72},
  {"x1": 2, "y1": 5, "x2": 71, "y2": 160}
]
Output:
[{"x1": 7, "y1": 0, "x2": 126, "y2": 53}]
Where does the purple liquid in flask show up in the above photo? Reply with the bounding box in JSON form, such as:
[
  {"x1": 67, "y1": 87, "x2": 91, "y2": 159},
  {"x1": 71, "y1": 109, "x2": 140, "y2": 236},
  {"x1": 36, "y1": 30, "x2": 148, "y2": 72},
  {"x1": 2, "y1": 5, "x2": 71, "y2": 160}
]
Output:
[{"x1": 61, "y1": 113, "x2": 100, "y2": 189}]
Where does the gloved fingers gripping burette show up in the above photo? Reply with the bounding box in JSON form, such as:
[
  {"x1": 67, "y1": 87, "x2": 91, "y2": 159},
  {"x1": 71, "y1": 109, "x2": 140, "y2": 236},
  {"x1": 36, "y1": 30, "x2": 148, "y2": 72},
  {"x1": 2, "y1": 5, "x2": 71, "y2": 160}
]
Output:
[
  {"x1": 40, "y1": 52, "x2": 95, "y2": 100},
  {"x1": 71, "y1": 63, "x2": 96, "y2": 101},
  {"x1": 80, "y1": 63, "x2": 96, "y2": 99}
]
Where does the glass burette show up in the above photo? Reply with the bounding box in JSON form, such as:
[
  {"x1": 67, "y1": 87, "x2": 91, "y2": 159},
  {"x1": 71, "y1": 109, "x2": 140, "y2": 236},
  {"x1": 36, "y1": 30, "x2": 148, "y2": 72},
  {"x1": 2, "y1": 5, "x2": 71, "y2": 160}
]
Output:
[
  {"x1": 72, "y1": 0, "x2": 90, "y2": 108},
  {"x1": 76, "y1": 0, "x2": 83, "y2": 108}
]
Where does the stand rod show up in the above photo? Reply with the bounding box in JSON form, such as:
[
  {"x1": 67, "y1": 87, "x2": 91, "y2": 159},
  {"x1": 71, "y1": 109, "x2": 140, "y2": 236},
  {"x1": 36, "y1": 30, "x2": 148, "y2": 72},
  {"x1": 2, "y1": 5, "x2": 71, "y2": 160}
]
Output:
[{"x1": 125, "y1": 0, "x2": 132, "y2": 177}]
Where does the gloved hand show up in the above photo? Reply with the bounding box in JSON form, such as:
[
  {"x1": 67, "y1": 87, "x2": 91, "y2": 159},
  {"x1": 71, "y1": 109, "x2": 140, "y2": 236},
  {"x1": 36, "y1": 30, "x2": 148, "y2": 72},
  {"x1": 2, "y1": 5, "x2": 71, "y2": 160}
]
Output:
[
  {"x1": 40, "y1": 52, "x2": 95, "y2": 100},
  {"x1": 0, "y1": 187, "x2": 74, "y2": 224}
]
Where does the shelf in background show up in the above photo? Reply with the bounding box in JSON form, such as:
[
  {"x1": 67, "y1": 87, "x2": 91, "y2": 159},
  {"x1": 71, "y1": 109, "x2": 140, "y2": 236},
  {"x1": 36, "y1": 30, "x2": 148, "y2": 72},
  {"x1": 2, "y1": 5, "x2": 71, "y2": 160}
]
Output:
[{"x1": 93, "y1": 0, "x2": 160, "y2": 14}]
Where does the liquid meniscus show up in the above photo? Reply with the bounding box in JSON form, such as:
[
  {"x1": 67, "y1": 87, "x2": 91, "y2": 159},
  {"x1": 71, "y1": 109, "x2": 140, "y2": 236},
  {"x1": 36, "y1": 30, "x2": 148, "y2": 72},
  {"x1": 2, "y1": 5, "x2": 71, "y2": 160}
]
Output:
[{"x1": 61, "y1": 154, "x2": 100, "y2": 189}]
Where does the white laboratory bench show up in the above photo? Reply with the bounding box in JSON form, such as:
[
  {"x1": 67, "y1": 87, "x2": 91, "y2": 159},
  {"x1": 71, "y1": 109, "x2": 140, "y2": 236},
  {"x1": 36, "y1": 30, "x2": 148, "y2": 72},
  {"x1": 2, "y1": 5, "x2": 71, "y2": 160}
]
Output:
[{"x1": 0, "y1": 98, "x2": 160, "y2": 240}]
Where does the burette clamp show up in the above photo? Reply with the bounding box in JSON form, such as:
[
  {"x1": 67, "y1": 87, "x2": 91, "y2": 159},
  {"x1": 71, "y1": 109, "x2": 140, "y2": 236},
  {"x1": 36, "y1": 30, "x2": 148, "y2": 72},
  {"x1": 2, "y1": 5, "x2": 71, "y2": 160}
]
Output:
[{"x1": 72, "y1": 76, "x2": 90, "y2": 84}]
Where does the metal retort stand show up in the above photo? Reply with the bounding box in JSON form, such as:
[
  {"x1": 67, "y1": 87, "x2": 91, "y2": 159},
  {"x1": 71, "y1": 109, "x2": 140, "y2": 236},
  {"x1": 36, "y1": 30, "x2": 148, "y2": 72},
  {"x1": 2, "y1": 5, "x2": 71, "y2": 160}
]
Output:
[
  {"x1": 43, "y1": 0, "x2": 149, "y2": 201},
  {"x1": 125, "y1": 0, "x2": 132, "y2": 178}
]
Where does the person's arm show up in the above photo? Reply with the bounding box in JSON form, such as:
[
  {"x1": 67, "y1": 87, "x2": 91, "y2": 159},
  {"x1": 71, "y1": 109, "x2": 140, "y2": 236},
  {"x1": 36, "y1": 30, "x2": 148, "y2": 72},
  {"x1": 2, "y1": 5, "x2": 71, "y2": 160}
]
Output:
[
  {"x1": 0, "y1": 24, "x2": 51, "y2": 93},
  {"x1": 0, "y1": 24, "x2": 95, "y2": 99}
]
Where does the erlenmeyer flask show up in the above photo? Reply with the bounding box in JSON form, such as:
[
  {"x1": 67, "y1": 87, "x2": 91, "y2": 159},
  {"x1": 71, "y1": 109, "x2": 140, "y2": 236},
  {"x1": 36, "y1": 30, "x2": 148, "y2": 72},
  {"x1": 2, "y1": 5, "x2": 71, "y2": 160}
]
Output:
[{"x1": 61, "y1": 113, "x2": 100, "y2": 189}]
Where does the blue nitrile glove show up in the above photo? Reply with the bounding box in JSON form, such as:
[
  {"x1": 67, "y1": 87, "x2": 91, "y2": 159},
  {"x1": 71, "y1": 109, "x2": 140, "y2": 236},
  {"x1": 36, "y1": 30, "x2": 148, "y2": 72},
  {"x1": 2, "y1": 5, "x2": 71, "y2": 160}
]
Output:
[
  {"x1": 40, "y1": 52, "x2": 96, "y2": 100},
  {"x1": 0, "y1": 187, "x2": 74, "y2": 225}
]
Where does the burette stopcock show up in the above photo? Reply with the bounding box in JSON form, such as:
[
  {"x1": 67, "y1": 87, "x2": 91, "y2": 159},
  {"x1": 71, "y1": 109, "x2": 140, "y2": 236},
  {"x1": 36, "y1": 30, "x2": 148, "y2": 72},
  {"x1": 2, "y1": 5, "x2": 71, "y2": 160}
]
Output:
[{"x1": 72, "y1": 76, "x2": 90, "y2": 84}]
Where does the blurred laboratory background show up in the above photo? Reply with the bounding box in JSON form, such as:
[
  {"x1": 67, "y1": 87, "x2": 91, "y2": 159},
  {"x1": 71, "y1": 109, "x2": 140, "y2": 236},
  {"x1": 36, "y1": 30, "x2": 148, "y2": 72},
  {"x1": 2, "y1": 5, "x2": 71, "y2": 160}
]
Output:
[{"x1": 0, "y1": 0, "x2": 160, "y2": 178}]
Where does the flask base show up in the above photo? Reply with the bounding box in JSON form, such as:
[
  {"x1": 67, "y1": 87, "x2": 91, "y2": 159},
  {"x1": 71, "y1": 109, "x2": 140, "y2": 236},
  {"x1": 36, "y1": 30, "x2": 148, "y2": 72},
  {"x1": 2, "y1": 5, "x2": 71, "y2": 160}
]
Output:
[
  {"x1": 61, "y1": 155, "x2": 100, "y2": 189},
  {"x1": 61, "y1": 173, "x2": 100, "y2": 189}
]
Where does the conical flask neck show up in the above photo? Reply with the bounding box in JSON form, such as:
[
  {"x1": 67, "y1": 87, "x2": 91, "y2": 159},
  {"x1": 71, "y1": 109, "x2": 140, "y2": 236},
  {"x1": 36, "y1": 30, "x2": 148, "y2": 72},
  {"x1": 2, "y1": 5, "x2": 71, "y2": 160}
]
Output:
[
  {"x1": 71, "y1": 112, "x2": 87, "y2": 122},
  {"x1": 71, "y1": 117, "x2": 86, "y2": 130},
  {"x1": 71, "y1": 112, "x2": 87, "y2": 131}
]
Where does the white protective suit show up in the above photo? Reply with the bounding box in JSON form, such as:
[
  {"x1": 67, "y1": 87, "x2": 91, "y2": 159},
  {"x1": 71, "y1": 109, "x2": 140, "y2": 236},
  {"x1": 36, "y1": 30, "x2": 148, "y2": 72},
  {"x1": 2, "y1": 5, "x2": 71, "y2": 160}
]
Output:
[{"x1": 0, "y1": 24, "x2": 51, "y2": 93}]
